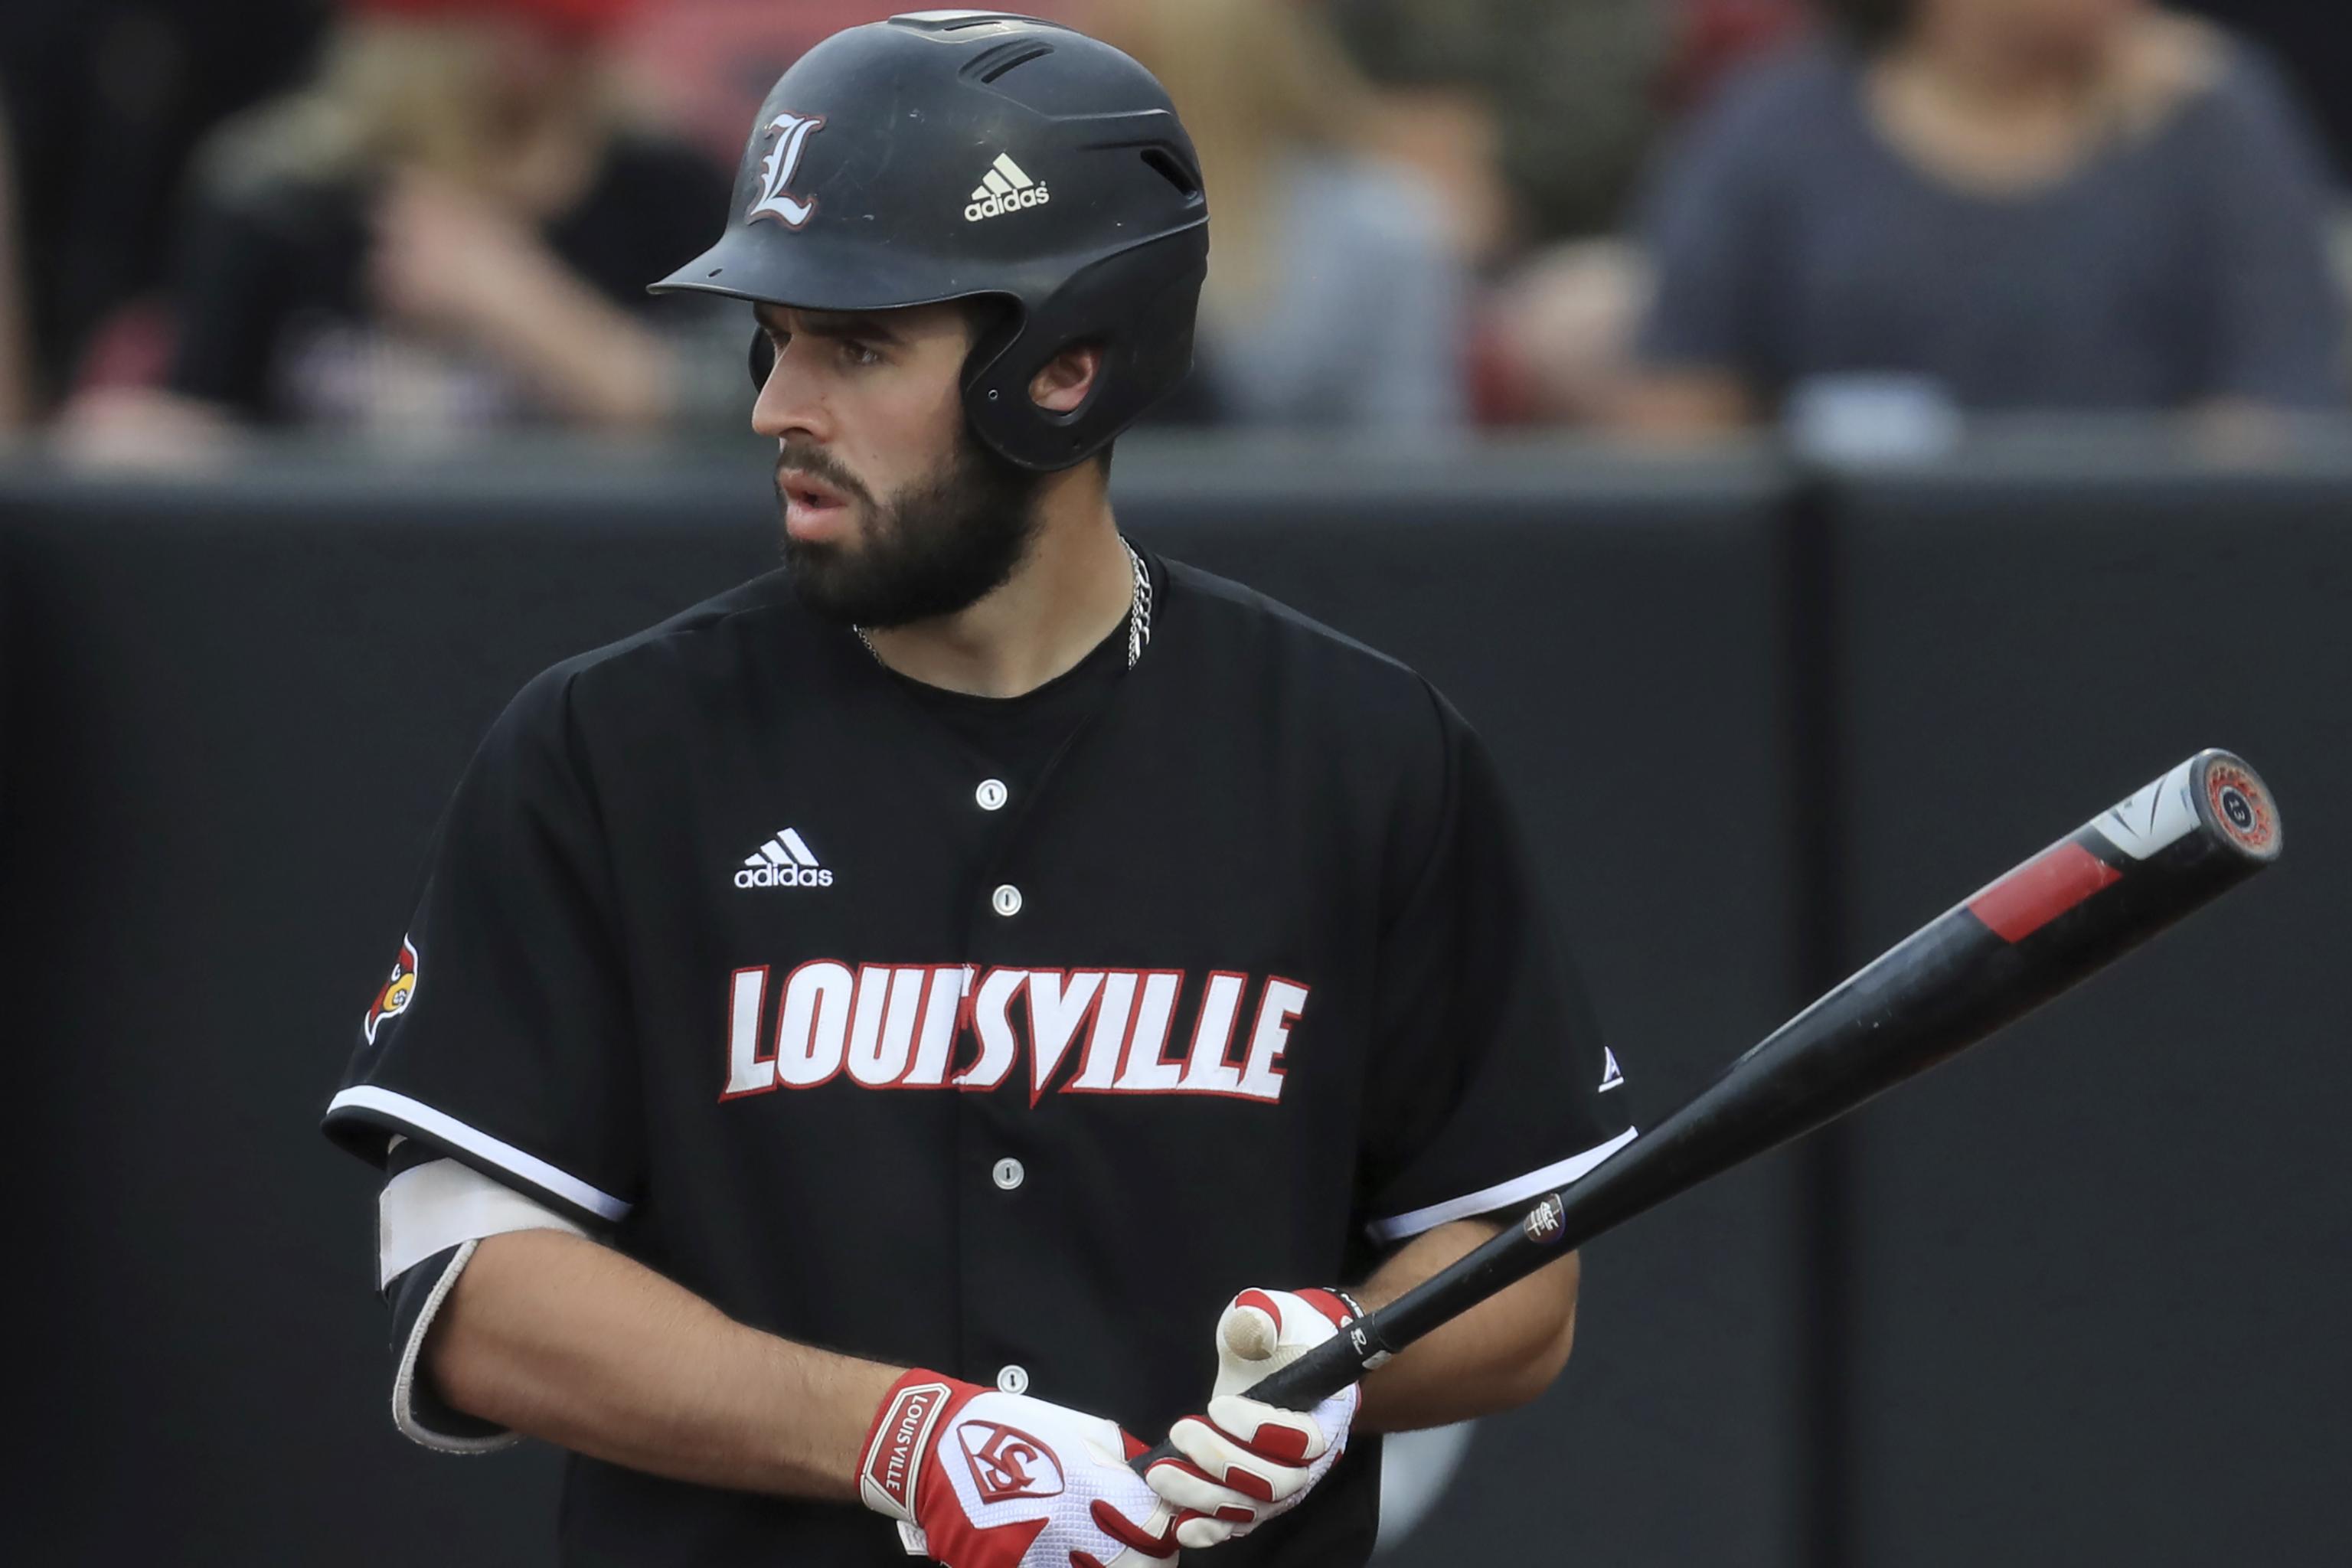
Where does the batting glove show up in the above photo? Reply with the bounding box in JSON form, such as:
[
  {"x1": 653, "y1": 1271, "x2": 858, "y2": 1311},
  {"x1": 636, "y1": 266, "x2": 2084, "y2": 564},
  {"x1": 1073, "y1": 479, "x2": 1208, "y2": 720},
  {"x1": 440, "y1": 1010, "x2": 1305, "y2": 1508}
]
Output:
[
  {"x1": 860, "y1": 1369, "x2": 1179, "y2": 1568},
  {"x1": 1143, "y1": 1287, "x2": 1363, "y2": 1548}
]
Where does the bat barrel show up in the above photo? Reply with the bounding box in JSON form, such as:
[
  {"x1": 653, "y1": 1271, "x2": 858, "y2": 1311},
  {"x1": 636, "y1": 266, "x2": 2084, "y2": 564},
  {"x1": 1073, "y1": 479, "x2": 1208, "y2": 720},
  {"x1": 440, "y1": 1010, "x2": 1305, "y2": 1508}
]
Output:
[{"x1": 1164, "y1": 751, "x2": 2282, "y2": 1431}]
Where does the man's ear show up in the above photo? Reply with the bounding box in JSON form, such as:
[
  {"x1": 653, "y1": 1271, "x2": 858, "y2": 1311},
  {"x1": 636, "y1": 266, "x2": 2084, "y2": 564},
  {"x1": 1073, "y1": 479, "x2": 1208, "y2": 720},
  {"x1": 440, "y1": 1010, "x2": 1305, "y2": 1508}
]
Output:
[{"x1": 1029, "y1": 342, "x2": 1103, "y2": 414}]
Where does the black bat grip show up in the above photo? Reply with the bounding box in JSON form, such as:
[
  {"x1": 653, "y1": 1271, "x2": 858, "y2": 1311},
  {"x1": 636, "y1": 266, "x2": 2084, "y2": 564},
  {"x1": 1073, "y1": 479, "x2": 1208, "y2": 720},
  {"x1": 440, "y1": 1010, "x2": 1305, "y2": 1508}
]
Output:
[
  {"x1": 1126, "y1": 1312, "x2": 1401, "y2": 1476},
  {"x1": 1125, "y1": 1253, "x2": 1493, "y2": 1476},
  {"x1": 1235, "y1": 1322, "x2": 1388, "y2": 1413}
]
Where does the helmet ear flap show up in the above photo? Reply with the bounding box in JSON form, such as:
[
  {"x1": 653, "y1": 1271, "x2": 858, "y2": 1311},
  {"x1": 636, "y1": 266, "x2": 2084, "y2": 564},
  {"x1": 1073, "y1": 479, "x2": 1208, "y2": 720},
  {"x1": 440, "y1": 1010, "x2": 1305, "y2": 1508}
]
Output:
[
  {"x1": 748, "y1": 328, "x2": 776, "y2": 391},
  {"x1": 962, "y1": 237, "x2": 1205, "y2": 470}
]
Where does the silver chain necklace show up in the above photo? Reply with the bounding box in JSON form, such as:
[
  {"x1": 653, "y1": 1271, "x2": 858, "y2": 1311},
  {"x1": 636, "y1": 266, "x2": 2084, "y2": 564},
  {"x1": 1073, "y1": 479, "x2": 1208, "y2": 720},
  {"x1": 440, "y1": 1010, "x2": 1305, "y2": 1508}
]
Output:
[{"x1": 855, "y1": 537, "x2": 1153, "y2": 673}]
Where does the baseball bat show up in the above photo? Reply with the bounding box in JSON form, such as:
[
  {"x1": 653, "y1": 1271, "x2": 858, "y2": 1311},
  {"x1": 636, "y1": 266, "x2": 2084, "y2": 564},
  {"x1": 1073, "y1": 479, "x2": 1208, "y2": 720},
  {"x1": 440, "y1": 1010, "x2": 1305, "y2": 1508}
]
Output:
[{"x1": 1135, "y1": 748, "x2": 2280, "y2": 1468}]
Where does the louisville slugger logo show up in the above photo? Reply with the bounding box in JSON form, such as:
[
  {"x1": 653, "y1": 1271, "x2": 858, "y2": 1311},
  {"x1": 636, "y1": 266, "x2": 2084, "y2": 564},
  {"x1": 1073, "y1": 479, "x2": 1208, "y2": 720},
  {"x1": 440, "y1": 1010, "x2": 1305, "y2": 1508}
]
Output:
[
  {"x1": 959, "y1": 1422, "x2": 1064, "y2": 1504},
  {"x1": 1523, "y1": 1194, "x2": 1566, "y2": 1245},
  {"x1": 861, "y1": 1382, "x2": 951, "y2": 1516},
  {"x1": 720, "y1": 964, "x2": 1310, "y2": 1106},
  {"x1": 746, "y1": 112, "x2": 825, "y2": 228}
]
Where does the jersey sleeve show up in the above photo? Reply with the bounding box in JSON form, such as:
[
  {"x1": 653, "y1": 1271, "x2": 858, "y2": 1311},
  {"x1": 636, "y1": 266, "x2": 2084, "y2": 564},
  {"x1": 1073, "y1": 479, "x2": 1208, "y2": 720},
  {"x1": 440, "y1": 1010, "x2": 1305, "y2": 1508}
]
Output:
[
  {"x1": 1354, "y1": 691, "x2": 1635, "y2": 1245},
  {"x1": 322, "y1": 665, "x2": 644, "y2": 1230}
]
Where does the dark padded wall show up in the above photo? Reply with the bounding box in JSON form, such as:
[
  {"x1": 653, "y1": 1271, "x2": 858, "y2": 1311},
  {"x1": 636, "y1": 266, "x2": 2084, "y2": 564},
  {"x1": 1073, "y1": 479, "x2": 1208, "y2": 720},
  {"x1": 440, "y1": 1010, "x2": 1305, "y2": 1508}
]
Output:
[
  {"x1": 13, "y1": 445, "x2": 2343, "y2": 1566},
  {"x1": 0, "y1": 449, "x2": 1799, "y2": 1567},
  {"x1": 1831, "y1": 462, "x2": 2352, "y2": 1566},
  {"x1": 1, "y1": 464, "x2": 780, "y2": 1566}
]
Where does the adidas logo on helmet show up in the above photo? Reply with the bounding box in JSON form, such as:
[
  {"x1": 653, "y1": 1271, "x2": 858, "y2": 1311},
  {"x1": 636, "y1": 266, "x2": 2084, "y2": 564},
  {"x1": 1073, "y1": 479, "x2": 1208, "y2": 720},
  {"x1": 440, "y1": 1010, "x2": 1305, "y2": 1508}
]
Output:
[{"x1": 966, "y1": 152, "x2": 1051, "y2": 223}]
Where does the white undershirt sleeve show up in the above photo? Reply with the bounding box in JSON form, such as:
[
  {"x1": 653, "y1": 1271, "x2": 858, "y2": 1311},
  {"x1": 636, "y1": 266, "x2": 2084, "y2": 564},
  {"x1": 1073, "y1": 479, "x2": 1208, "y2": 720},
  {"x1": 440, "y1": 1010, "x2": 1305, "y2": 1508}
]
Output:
[
  {"x1": 378, "y1": 1158, "x2": 590, "y2": 1454},
  {"x1": 380, "y1": 1156, "x2": 590, "y2": 1289}
]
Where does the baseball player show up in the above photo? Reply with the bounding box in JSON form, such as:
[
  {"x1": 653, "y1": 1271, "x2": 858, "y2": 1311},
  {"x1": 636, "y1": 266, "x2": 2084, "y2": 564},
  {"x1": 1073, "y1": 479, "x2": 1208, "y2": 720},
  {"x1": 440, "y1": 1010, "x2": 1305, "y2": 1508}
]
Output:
[{"x1": 323, "y1": 13, "x2": 1634, "y2": 1567}]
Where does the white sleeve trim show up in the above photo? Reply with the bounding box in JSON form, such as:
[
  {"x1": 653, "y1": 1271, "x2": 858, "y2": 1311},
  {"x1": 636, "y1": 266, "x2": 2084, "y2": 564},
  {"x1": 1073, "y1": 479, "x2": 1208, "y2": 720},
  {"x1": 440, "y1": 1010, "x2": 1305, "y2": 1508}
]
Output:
[
  {"x1": 328, "y1": 1085, "x2": 632, "y2": 1222},
  {"x1": 1366, "y1": 1125, "x2": 1638, "y2": 1244},
  {"x1": 392, "y1": 1239, "x2": 521, "y2": 1455},
  {"x1": 380, "y1": 1158, "x2": 590, "y2": 1289}
]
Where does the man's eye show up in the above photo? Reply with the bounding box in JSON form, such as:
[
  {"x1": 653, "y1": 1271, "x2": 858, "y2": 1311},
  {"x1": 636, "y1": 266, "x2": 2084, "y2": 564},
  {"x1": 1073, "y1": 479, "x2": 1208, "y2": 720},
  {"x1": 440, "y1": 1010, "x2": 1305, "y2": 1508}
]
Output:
[{"x1": 842, "y1": 341, "x2": 882, "y2": 368}]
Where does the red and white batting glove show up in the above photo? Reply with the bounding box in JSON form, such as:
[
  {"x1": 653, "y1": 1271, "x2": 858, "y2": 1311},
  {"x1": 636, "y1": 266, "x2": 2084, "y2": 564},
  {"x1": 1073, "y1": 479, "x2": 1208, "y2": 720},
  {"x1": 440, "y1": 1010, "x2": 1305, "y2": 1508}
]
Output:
[
  {"x1": 859, "y1": 1369, "x2": 1180, "y2": 1568},
  {"x1": 1142, "y1": 1288, "x2": 1364, "y2": 1549}
]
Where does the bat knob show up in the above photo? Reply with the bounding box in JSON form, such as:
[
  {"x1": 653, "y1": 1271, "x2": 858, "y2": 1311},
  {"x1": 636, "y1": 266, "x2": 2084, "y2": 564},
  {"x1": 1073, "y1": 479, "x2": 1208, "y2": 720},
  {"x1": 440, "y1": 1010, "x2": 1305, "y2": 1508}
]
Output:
[
  {"x1": 2191, "y1": 750, "x2": 2282, "y2": 861},
  {"x1": 1220, "y1": 1302, "x2": 1279, "y2": 1362}
]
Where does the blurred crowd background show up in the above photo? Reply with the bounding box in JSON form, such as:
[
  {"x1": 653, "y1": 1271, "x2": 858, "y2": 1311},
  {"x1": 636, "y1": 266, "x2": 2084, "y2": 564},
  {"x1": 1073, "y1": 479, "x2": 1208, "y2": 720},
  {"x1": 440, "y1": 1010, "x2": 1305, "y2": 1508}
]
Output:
[{"x1": 5, "y1": 0, "x2": 2349, "y2": 463}]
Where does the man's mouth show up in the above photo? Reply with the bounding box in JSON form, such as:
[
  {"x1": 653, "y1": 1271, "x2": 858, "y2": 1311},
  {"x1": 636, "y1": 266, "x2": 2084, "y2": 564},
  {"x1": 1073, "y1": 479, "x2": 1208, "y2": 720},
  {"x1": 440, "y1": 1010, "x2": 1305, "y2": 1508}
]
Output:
[
  {"x1": 779, "y1": 469, "x2": 851, "y2": 512},
  {"x1": 779, "y1": 466, "x2": 859, "y2": 544}
]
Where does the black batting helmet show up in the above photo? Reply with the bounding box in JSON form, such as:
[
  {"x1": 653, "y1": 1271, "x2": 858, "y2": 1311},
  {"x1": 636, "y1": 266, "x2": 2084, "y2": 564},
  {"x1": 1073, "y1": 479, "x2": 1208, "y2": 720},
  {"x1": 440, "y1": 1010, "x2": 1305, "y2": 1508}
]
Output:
[{"x1": 648, "y1": 11, "x2": 1210, "y2": 471}]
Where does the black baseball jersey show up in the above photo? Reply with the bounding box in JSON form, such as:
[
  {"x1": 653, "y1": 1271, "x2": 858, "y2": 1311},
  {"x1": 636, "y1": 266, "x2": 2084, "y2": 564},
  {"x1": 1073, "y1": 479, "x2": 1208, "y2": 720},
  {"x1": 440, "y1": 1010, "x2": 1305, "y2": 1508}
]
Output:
[{"x1": 324, "y1": 549, "x2": 1633, "y2": 1566}]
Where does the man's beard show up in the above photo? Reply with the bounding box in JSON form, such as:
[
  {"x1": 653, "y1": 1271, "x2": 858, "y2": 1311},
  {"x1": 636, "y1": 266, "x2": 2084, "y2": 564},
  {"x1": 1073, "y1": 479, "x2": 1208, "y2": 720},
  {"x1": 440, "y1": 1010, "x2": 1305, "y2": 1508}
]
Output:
[{"x1": 777, "y1": 428, "x2": 1045, "y2": 631}]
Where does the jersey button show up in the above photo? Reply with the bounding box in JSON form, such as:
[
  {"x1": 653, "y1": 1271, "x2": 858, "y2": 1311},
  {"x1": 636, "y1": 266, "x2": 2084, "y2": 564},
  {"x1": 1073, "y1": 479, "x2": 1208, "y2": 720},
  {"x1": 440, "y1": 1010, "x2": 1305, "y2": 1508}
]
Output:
[
  {"x1": 991, "y1": 884, "x2": 1022, "y2": 917},
  {"x1": 975, "y1": 779, "x2": 1009, "y2": 812},
  {"x1": 996, "y1": 1364, "x2": 1030, "y2": 1396},
  {"x1": 991, "y1": 1157, "x2": 1025, "y2": 1191}
]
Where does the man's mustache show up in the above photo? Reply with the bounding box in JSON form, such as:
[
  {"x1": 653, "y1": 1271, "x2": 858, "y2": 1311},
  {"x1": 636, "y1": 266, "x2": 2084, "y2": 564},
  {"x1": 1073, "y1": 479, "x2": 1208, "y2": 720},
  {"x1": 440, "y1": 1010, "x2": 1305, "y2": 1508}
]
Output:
[{"x1": 774, "y1": 446, "x2": 874, "y2": 508}]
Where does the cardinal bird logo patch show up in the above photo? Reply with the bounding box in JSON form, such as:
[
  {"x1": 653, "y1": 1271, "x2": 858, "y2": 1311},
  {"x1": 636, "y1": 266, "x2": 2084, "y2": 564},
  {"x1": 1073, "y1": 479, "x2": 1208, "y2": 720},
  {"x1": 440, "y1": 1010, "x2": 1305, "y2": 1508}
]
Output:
[{"x1": 364, "y1": 937, "x2": 419, "y2": 1044}]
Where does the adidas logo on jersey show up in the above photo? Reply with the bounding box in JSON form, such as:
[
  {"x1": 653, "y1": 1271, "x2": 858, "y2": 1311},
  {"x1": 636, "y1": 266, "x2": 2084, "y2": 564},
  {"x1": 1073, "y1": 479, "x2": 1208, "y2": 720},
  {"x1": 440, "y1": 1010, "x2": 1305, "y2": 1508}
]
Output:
[
  {"x1": 737, "y1": 828, "x2": 834, "y2": 888},
  {"x1": 965, "y1": 153, "x2": 1050, "y2": 223}
]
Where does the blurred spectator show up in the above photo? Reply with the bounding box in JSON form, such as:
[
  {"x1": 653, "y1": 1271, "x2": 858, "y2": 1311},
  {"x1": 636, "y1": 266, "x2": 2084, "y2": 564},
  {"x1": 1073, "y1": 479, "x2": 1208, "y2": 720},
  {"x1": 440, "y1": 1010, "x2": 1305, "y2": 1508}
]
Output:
[
  {"x1": 63, "y1": 0, "x2": 734, "y2": 458},
  {"x1": 0, "y1": 0, "x2": 328, "y2": 416},
  {"x1": 1475, "y1": 236, "x2": 1653, "y2": 425},
  {"x1": 611, "y1": 0, "x2": 886, "y2": 170},
  {"x1": 1088, "y1": 0, "x2": 1470, "y2": 430},
  {"x1": 1619, "y1": 0, "x2": 2346, "y2": 433},
  {"x1": 2181, "y1": 1, "x2": 2352, "y2": 175},
  {"x1": 0, "y1": 98, "x2": 33, "y2": 433},
  {"x1": 615, "y1": 2, "x2": 1079, "y2": 175},
  {"x1": 1331, "y1": 0, "x2": 1669, "y2": 251},
  {"x1": 1332, "y1": 1, "x2": 1811, "y2": 425},
  {"x1": 1663, "y1": 0, "x2": 1816, "y2": 113}
]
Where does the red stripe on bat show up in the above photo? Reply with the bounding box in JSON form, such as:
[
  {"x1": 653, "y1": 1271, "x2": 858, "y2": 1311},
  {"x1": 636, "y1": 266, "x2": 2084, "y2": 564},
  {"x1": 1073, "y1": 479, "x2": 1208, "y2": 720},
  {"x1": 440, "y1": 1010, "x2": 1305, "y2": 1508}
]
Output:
[{"x1": 1968, "y1": 841, "x2": 2123, "y2": 942}]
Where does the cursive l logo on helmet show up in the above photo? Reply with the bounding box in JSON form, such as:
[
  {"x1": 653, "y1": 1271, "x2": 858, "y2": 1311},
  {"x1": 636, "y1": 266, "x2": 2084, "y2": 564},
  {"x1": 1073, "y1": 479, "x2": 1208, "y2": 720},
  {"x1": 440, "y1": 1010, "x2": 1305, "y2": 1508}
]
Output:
[{"x1": 746, "y1": 112, "x2": 826, "y2": 229}]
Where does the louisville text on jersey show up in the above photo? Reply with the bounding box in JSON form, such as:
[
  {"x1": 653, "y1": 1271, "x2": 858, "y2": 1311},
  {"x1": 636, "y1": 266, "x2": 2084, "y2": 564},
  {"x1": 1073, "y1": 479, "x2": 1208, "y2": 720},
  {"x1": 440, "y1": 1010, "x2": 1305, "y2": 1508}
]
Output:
[{"x1": 722, "y1": 963, "x2": 1309, "y2": 1105}]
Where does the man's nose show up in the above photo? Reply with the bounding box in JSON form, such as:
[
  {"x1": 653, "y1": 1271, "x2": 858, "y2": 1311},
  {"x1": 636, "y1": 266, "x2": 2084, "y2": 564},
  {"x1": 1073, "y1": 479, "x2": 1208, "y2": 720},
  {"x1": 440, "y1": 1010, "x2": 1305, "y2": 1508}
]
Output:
[{"x1": 750, "y1": 343, "x2": 831, "y2": 444}]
